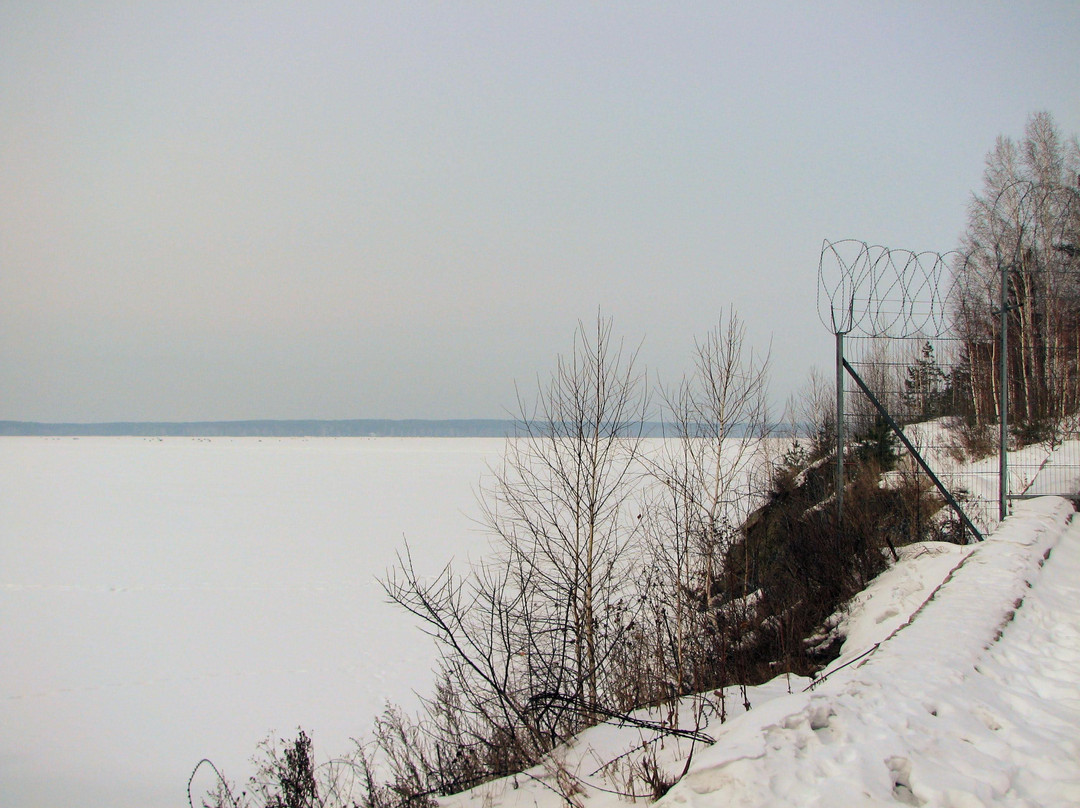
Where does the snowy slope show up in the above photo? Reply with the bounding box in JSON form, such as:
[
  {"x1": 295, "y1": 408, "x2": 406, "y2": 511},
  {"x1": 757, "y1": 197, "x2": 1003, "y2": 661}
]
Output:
[
  {"x1": 442, "y1": 497, "x2": 1080, "y2": 808},
  {"x1": 660, "y1": 496, "x2": 1080, "y2": 807}
]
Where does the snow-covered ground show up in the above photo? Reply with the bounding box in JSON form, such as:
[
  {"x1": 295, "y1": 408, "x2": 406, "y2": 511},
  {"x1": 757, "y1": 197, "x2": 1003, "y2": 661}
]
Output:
[
  {"x1": 441, "y1": 499, "x2": 1080, "y2": 808},
  {"x1": 897, "y1": 422, "x2": 1080, "y2": 536},
  {"x1": 0, "y1": 437, "x2": 505, "y2": 808},
  {"x1": 5, "y1": 436, "x2": 1079, "y2": 807},
  {"x1": 660, "y1": 496, "x2": 1080, "y2": 807}
]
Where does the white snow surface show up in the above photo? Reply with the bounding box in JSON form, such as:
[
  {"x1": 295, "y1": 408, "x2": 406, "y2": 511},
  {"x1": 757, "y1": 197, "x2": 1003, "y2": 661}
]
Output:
[
  {"x1": 443, "y1": 497, "x2": 1080, "y2": 808},
  {"x1": 0, "y1": 437, "x2": 505, "y2": 808},
  {"x1": 5, "y1": 437, "x2": 1080, "y2": 808},
  {"x1": 660, "y1": 496, "x2": 1080, "y2": 808}
]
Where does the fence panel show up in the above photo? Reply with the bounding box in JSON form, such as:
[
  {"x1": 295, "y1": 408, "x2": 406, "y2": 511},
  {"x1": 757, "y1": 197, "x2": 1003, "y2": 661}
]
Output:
[{"x1": 819, "y1": 220, "x2": 1080, "y2": 540}]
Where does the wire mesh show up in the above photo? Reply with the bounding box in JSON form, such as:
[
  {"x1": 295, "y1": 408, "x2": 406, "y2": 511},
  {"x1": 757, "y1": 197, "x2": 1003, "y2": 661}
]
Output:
[
  {"x1": 842, "y1": 333, "x2": 998, "y2": 536},
  {"x1": 820, "y1": 190, "x2": 1080, "y2": 537}
]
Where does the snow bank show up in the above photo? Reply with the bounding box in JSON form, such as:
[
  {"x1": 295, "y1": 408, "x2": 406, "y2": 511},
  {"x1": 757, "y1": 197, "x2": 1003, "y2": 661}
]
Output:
[
  {"x1": 660, "y1": 496, "x2": 1080, "y2": 807},
  {"x1": 444, "y1": 498, "x2": 1080, "y2": 808}
]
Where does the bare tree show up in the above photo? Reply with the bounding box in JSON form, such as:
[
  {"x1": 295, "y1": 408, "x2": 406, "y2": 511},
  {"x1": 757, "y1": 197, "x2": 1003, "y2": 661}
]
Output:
[
  {"x1": 954, "y1": 112, "x2": 1080, "y2": 434},
  {"x1": 487, "y1": 315, "x2": 650, "y2": 720},
  {"x1": 380, "y1": 315, "x2": 650, "y2": 794},
  {"x1": 788, "y1": 366, "x2": 835, "y2": 461},
  {"x1": 642, "y1": 310, "x2": 772, "y2": 701}
]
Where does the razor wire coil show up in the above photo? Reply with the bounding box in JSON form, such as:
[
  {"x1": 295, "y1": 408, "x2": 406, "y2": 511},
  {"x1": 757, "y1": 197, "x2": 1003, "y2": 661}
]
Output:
[{"x1": 817, "y1": 240, "x2": 961, "y2": 339}]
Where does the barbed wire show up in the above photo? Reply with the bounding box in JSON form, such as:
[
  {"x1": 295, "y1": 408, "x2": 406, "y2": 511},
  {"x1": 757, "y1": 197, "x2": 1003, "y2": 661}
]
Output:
[
  {"x1": 818, "y1": 180, "x2": 1080, "y2": 340},
  {"x1": 817, "y1": 240, "x2": 962, "y2": 338}
]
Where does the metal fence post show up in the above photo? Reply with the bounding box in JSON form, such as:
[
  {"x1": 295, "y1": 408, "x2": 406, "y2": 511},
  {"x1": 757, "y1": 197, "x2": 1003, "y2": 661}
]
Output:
[
  {"x1": 836, "y1": 330, "x2": 845, "y2": 524},
  {"x1": 999, "y1": 258, "x2": 1009, "y2": 522}
]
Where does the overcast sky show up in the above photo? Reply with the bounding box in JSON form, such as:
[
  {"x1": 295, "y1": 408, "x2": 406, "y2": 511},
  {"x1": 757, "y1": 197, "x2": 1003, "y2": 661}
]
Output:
[{"x1": 1, "y1": 2, "x2": 1078, "y2": 422}]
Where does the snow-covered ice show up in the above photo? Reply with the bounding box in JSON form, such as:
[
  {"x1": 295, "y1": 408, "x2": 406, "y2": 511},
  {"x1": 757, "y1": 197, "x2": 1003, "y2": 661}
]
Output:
[{"x1": 0, "y1": 437, "x2": 504, "y2": 808}]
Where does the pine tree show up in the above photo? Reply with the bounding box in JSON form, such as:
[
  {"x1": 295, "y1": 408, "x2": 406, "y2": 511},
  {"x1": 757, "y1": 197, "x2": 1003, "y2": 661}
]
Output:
[{"x1": 903, "y1": 341, "x2": 947, "y2": 422}]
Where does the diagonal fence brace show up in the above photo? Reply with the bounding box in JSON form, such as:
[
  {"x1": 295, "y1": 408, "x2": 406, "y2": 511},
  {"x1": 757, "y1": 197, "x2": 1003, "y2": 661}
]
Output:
[{"x1": 843, "y1": 358, "x2": 984, "y2": 542}]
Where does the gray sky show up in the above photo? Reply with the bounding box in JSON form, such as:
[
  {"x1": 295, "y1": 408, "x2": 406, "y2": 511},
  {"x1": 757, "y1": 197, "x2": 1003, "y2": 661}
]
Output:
[{"x1": 2, "y1": 2, "x2": 1078, "y2": 422}]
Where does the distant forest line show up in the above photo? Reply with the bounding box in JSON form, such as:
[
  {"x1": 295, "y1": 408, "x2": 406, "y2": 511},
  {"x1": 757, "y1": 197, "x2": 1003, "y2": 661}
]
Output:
[
  {"x1": 0, "y1": 419, "x2": 730, "y2": 438},
  {"x1": 0, "y1": 419, "x2": 518, "y2": 437}
]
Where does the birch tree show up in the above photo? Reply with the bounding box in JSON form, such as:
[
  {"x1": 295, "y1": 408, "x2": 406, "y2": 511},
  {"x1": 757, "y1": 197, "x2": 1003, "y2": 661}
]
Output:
[
  {"x1": 382, "y1": 315, "x2": 650, "y2": 786},
  {"x1": 643, "y1": 310, "x2": 772, "y2": 699},
  {"x1": 954, "y1": 112, "x2": 1080, "y2": 433}
]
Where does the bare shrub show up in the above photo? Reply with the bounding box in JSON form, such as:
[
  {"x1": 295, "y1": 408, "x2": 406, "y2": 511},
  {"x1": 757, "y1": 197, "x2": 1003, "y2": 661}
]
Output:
[
  {"x1": 633, "y1": 745, "x2": 677, "y2": 802},
  {"x1": 381, "y1": 315, "x2": 650, "y2": 799},
  {"x1": 944, "y1": 415, "x2": 995, "y2": 461},
  {"x1": 194, "y1": 730, "x2": 367, "y2": 808},
  {"x1": 640, "y1": 310, "x2": 773, "y2": 704}
]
